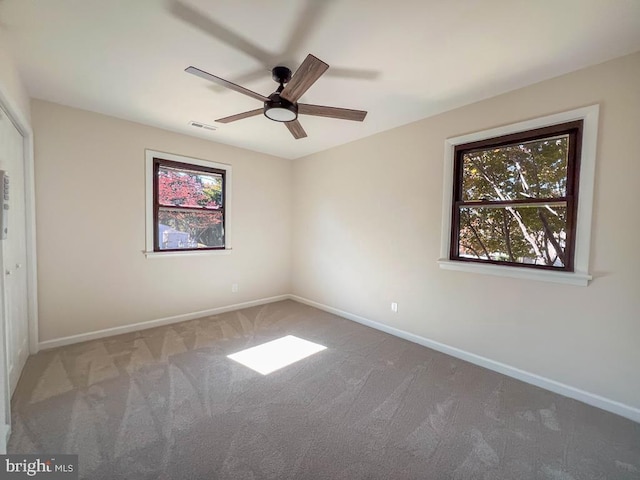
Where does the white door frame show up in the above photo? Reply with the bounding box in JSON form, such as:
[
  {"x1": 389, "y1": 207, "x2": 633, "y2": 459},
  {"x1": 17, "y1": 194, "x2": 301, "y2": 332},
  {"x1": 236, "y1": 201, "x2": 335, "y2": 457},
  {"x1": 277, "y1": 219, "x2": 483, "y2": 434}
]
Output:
[
  {"x1": 0, "y1": 89, "x2": 38, "y2": 356},
  {"x1": 0, "y1": 83, "x2": 39, "y2": 452}
]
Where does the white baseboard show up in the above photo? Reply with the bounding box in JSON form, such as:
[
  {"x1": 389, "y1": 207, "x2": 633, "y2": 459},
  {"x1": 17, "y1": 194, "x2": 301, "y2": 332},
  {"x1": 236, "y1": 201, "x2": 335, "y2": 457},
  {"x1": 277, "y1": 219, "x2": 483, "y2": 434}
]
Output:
[
  {"x1": 38, "y1": 295, "x2": 290, "y2": 351},
  {"x1": 289, "y1": 294, "x2": 640, "y2": 424}
]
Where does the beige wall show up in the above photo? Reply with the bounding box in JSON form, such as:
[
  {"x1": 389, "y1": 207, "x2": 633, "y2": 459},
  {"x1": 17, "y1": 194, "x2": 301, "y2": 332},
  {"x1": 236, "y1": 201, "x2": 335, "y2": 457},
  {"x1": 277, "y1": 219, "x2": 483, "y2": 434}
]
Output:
[
  {"x1": 0, "y1": 34, "x2": 30, "y2": 123},
  {"x1": 32, "y1": 100, "x2": 291, "y2": 341},
  {"x1": 292, "y1": 52, "x2": 640, "y2": 409}
]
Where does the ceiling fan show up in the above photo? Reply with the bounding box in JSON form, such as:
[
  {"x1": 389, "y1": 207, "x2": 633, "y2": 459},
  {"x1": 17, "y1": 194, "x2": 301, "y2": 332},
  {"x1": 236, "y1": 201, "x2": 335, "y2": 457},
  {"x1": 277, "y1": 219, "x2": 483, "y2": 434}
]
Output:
[{"x1": 185, "y1": 54, "x2": 368, "y2": 139}]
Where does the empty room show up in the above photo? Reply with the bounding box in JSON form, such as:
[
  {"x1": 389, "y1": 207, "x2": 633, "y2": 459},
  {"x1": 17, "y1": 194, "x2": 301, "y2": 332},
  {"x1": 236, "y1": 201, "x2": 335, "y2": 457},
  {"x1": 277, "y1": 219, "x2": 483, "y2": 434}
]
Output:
[{"x1": 0, "y1": 0, "x2": 639, "y2": 479}]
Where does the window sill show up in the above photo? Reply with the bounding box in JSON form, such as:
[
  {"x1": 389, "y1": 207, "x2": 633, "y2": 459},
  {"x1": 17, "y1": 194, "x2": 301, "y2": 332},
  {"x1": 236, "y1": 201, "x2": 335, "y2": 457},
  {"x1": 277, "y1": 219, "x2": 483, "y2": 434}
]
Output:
[
  {"x1": 437, "y1": 259, "x2": 591, "y2": 286},
  {"x1": 144, "y1": 249, "x2": 232, "y2": 258}
]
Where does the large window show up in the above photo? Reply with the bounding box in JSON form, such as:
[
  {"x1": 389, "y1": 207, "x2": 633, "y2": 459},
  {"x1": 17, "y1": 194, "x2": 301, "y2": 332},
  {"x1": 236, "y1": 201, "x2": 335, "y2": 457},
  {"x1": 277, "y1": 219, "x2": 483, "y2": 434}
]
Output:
[
  {"x1": 451, "y1": 121, "x2": 582, "y2": 271},
  {"x1": 439, "y1": 106, "x2": 599, "y2": 286},
  {"x1": 145, "y1": 151, "x2": 231, "y2": 255}
]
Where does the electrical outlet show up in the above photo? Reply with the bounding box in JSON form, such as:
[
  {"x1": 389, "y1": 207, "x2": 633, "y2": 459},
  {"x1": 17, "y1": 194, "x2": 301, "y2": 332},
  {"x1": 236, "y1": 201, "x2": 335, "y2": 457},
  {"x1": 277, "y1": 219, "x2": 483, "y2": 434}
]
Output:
[
  {"x1": 391, "y1": 302, "x2": 398, "y2": 313},
  {"x1": 232, "y1": 283, "x2": 238, "y2": 293}
]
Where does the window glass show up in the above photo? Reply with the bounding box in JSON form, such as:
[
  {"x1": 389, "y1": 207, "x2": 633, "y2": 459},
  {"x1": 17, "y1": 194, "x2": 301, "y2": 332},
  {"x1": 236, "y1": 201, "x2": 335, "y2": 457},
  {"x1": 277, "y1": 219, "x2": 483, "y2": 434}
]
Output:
[
  {"x1": 157, "y1": 209, "x2": 224, "y2": 250},
  {"x1": 461, "y1": 135, "x2": 569, "y2": 201},
  {"x1": 154, "y1": 159, "x2": 225, "y2": 251},
  {"x1": 451, "y1": 121, "x2": 581, "y2": 271},
  {"x1": 458, "y1": 204, "x2": 568, "y2": 267},
  {"x1": 158, "y1": 165, "x2": 223, "y2": 210}
]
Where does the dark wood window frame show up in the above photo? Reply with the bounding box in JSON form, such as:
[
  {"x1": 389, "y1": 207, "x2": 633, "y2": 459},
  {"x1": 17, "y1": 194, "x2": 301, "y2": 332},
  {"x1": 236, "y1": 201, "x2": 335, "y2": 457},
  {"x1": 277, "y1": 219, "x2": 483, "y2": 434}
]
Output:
[
  {"x1": 450, "y1": 120, "x2": 583, "y2": 272},
  {"x1": 153, "y1": 157, "x2": 226, "y2": 252}
]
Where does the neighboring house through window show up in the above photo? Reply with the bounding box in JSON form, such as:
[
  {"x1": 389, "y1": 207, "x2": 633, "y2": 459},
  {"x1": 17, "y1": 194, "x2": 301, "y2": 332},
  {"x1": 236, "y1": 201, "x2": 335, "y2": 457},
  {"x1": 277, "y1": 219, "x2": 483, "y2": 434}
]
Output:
[
  {"x1": 439, "y1": 106, "x2": 599, "y2": 286},
  {"x1": 145, "y1": 150, "x2": 232, "y2": 255}
]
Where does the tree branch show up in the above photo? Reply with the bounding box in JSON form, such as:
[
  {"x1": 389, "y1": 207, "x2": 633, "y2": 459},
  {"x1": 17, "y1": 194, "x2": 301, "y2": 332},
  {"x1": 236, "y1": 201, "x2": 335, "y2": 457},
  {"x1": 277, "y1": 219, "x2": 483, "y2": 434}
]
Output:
[
  {"x1": 467, "y1": 218, "x2": 491, "y2": 259},
  {"x1": 537, "y1": 209, "x2": 566, "y2": 266},
  {"x1": 461, "y1": 243, "x2": 481, "y2": 258},
  {"x1": 501, "y1": 210, "x2": 515, "y2": 262}
]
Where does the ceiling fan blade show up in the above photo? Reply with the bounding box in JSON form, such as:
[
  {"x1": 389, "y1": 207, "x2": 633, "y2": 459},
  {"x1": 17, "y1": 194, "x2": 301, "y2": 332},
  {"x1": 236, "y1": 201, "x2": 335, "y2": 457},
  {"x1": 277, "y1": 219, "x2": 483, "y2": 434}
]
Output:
[
  {"x1": 215, "y1": 108, "x2": 264, "y2": 124},
  {"x1": 208, "y1": 67, "x2": 271, "y2": 94},
  {"x1": 169, "y1": 0, "x2": 271, "y2": 64},
  {"x1": 325, "y1": 67, "x2": 380, "y2": 81},
  {"x1": 298, "y1": 104, "x2": 367, "y2": 122},
  {"x1": 186, "y1": 66, "x2": 268, "y2": 102},
  {"x1": 285, "y1": 119, "x2": 307, "y2": 139},
  {"x1": 280, "y1": 0, "x2": 332, "y2": 60},
  {"x1": 280, "y1": 54, "x2": 329, "y2": 103}
]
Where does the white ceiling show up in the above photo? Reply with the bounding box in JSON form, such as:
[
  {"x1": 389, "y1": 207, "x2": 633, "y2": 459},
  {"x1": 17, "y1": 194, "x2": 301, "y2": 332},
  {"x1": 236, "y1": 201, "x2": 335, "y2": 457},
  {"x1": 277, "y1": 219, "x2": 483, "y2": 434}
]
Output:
[{"x1": 2, "y1": 0, "x2": 640, "y2": 160}]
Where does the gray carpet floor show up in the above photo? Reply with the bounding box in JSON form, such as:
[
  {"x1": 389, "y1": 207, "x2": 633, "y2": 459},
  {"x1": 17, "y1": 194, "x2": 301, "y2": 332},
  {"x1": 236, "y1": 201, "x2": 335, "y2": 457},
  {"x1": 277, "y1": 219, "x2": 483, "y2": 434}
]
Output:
[{"x1": 8, "y1": 300, "x2": 640, "y2": 479}]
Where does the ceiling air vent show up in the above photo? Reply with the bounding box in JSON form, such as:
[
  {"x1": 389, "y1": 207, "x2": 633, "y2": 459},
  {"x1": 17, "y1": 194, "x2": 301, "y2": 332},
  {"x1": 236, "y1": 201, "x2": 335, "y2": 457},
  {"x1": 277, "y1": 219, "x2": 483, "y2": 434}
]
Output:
[{"x1": 189, "y1": 121, "x2": 217, "y2": 131}]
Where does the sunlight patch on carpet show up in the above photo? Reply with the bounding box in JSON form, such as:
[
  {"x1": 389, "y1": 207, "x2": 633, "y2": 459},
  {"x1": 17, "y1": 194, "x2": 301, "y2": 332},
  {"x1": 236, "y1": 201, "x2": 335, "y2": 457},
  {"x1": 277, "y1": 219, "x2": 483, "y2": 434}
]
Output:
[{"x1": 227, "y1": 335, "x2": 327, "y2": 375}]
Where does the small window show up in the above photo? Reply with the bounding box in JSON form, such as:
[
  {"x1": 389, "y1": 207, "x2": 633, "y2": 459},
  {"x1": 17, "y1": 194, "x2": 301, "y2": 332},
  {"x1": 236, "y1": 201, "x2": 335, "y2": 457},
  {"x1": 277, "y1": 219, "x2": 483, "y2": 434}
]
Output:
[
  {"x1": 450, "y1": 121, "x2": 582, "y2": 271},
  {"x1": 145, "y1": 150, "x2": 231, "y2": 255}
]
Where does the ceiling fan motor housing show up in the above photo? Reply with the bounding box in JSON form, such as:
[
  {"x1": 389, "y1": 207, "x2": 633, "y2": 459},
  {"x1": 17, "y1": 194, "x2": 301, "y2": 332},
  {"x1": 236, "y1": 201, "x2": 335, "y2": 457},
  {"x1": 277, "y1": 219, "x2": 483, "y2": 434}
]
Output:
[
  {"x1": 272, "y1": 66, "x2": 292, "y2": 84},
  {"x1": 264, "y1": 92, "x2": 298, "y2": 122}
]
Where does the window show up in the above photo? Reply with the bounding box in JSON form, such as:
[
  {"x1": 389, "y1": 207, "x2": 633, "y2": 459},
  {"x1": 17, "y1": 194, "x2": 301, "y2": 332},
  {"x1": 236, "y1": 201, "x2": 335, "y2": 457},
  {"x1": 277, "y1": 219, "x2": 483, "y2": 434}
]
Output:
[
  {"x1": 145, "y1": 150, "x2": 232, "y2": 256},
  {"x1": 439, "y1": 105, "x2": 599, "y2": 286},
  {"x1": 451, "y1": 121, "x2": 582, "y2": 271}
]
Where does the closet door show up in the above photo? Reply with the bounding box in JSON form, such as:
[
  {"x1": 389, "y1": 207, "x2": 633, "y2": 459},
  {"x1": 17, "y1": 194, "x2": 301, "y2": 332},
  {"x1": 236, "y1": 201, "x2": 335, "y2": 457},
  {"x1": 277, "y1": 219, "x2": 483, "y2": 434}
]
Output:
[{"x1": 0, "y1": 107, "x2": 29, "y2": 394}]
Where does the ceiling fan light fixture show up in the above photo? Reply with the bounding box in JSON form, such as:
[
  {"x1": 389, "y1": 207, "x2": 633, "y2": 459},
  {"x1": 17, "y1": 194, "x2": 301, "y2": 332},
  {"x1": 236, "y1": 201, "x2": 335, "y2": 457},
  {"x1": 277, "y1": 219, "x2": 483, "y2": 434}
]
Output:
[
  {"x1": 264, "y1": 95, "x2": 298, "y2": 122},
  {"x1": 264, "y1": 106, "x2": 297, "y2": 122}
]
